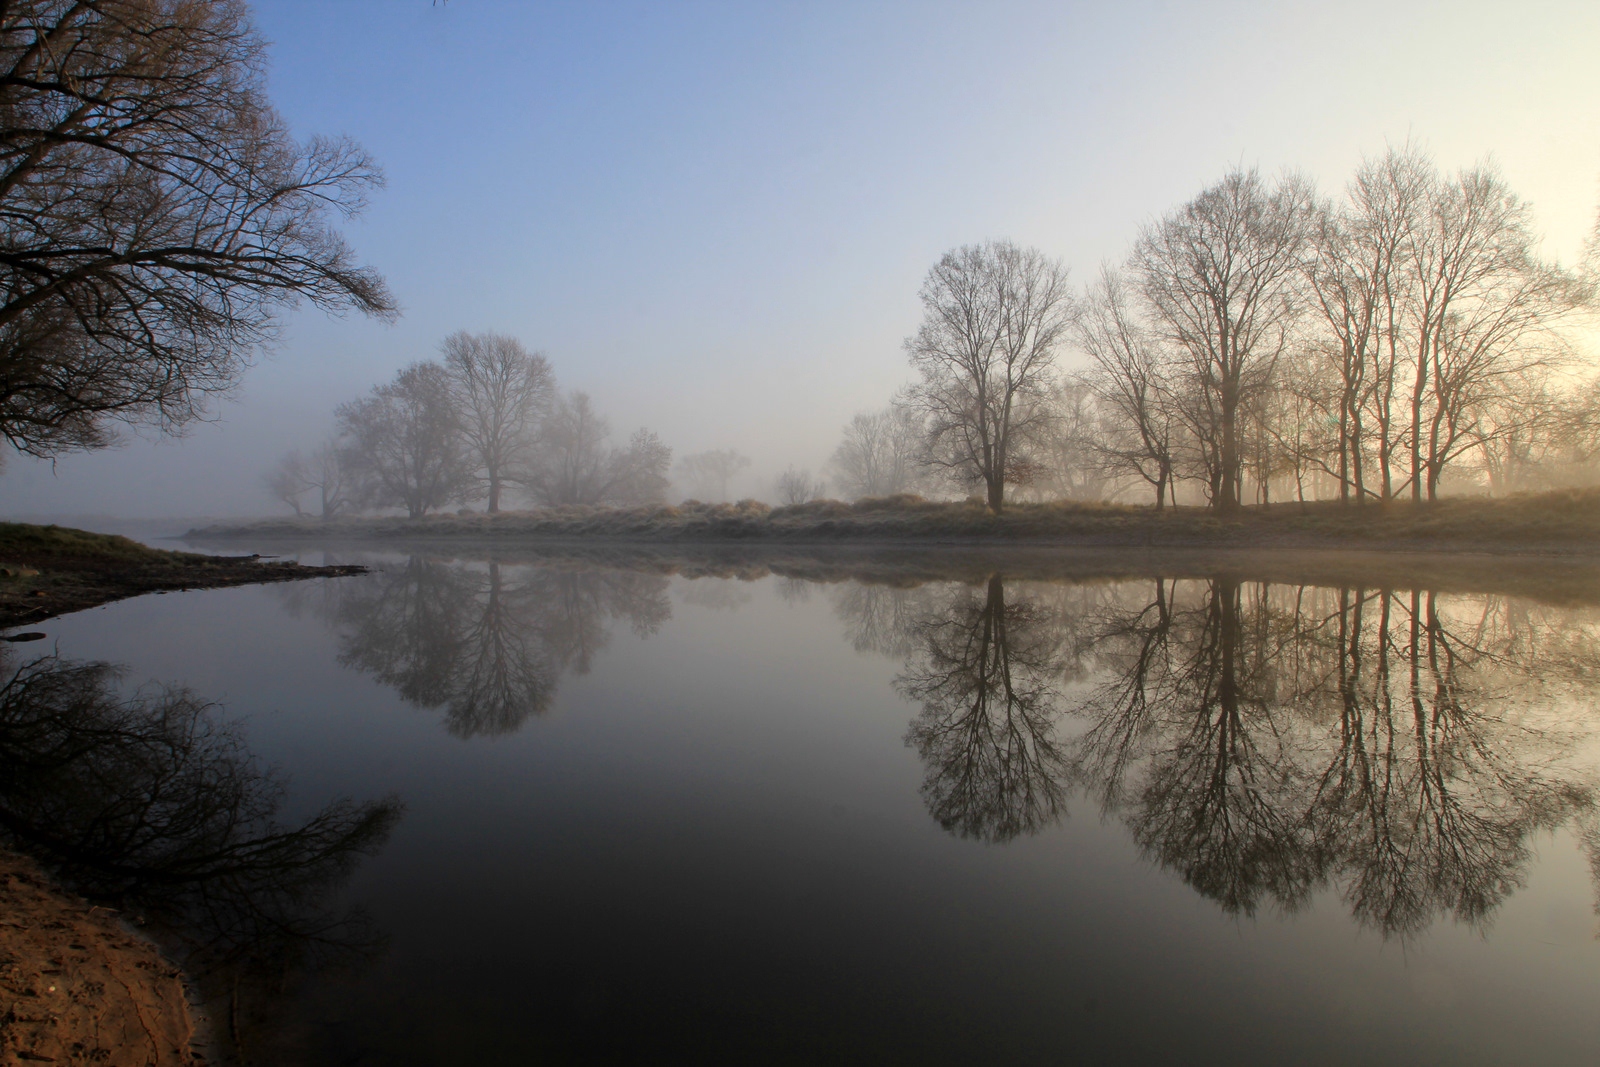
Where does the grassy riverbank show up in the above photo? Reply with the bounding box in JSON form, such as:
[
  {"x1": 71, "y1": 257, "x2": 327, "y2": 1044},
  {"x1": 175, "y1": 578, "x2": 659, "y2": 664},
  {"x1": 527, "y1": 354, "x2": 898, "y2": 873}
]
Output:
[
  {"x1": 0, "y1": 523, "x2": 364, "y2": 628},
  {"x1": 185, "y1": 489, "x2": 1600, "y2": 554}
]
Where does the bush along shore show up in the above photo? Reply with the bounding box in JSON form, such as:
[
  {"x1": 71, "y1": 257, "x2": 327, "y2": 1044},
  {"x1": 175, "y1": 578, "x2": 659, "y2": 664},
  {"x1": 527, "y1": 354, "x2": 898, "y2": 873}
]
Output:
[
  {"x1": 0, "y1": 523, "x2": 365, "y2": 629},
  {"x1": 183, "y1": 488, "x2": 1600, "y2": 554}
]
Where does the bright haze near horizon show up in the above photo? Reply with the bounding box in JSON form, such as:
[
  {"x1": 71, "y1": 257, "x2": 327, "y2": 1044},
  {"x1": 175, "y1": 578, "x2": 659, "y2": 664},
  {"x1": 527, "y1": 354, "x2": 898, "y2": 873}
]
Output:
[{"x1": 3, "y1": 0, "x2": 1597, "y2": 520}]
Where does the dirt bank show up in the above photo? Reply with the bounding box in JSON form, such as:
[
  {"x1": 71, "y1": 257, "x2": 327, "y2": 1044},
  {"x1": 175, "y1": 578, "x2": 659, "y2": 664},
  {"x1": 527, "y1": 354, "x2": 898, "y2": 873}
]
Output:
[
  {"x1": 0, "y1": 850, "x2": 195, "y2": 1066},
  {"x1": 0, "y1": 523, "x2": 364, "y2": 629}
]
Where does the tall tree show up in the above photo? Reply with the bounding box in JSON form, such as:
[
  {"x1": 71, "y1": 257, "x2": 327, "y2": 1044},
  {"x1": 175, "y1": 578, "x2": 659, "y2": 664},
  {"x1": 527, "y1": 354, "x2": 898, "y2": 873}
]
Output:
[
  {"x1": 905, "y1": 240, "x2": 1075, "y2": 512},
  {"x1": 0, "y1": 0, "x2": 394, "y2": 461},
  {"x1": 441, "y1": 331, "x2": 553, "y2": 513},
  {"x1": 1132, "y1": 169, "x2": 1316, "y2": 509},
  {"x1": 337, "y1": 362, "x2": 471, "y2": 518},
  {"x1": 1398, "y1": 162, "x2": 1579, "y2": 499}
]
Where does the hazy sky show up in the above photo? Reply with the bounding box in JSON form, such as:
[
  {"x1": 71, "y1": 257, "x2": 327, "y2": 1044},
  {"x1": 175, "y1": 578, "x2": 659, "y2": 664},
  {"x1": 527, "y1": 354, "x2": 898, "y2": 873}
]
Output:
[{"x1": 5, "y1": 0, "x2": 1598, "y2": 518}]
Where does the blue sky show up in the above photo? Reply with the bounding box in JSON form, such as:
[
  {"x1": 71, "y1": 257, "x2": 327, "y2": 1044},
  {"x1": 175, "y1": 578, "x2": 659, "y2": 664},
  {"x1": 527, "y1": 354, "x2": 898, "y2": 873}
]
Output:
[{"x1": 6, "y1": 0, "x2": 1598, "y2": 517}]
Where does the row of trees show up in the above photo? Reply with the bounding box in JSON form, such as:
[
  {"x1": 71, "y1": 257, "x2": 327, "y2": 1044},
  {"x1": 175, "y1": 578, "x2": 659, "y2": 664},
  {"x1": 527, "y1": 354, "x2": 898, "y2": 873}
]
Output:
[
  {"x1": 270, "y1": 332, "x2": 674, "y2": 518},
  {"x1": 828, "y1": 146, "x2": 1598, "y2": 511}
]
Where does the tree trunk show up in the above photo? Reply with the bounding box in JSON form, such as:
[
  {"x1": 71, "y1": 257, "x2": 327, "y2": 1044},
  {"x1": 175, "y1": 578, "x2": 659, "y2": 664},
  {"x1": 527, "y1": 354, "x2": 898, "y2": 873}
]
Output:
[
  {"x1": 1338, "y1": 388, "x2": 1350, "y2": 505},
  {"x1": 1409, "y1": 336, "x2": 1428, "y2": 502},
  {"x1": 1218, "y1": 373, "x2": 1240, "y2": 511}
]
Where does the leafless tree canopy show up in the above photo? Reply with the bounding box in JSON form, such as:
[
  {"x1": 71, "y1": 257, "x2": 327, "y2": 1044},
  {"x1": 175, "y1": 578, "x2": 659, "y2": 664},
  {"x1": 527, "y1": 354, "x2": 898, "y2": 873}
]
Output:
[
  {"x1": 904, "y1": 240, "x2": 1076, "y2": 512},
  {"x1": 442, "y1": 330, "x2": 553, "y2": 513},
  {"x1": 1131, "y1": 168, "x2": 1317, "y2": 509},
  {"x1": 0, "y1": 0, "x2": 395, "y2": 460}
]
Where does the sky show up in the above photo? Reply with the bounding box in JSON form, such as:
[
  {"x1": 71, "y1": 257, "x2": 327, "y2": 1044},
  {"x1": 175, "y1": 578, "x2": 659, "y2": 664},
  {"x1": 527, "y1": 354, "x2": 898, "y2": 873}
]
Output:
[{"x1": 4, "y1": 0, "x2": 1598, "y2": 518}]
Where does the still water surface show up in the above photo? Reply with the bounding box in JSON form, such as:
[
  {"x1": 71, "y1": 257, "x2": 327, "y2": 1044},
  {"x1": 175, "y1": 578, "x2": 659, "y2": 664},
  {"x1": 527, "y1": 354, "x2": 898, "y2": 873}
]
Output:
[{"x1": 8, "y1": 548, "x2": 1600, "y2": 1064}]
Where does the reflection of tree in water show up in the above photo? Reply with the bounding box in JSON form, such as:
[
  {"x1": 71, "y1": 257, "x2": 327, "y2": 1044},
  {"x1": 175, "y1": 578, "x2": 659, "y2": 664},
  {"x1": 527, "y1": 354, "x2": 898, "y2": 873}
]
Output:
[
  {"x1": 326, "y1": 558, "x2": 671, "y2": 737},
  {"x1": 848, "y1": 570, "x2": 1600, "y2": 935},
  {"x1": 1076, "y1": 580, "x2": 1597, "y2": 935},
  {"x1": 0, "y1": 652, "x2": 400, "y2": 1059},
  {"x1": 833, "y1": 583, "x2": 934, "y2": 659},
  {"x1": 893, "y1": 576, "x2": 1080, "y2": 843}
]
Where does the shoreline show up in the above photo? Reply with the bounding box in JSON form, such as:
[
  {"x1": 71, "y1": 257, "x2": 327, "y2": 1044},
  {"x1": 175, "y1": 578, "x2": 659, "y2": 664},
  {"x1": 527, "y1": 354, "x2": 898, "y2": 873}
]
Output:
[
  {"x1": 0, "y1": 522, "x2": 365, "y2": 630},
  {"x1": 181, "y1": 490, "x2": 1600, "y2": 558}
]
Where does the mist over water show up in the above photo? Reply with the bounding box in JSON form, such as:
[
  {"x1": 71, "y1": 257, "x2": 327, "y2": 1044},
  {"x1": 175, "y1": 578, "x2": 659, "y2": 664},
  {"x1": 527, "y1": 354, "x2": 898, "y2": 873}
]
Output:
[{"x1": 18, "y1": 549, "x2": 1600, "y2": 1064}]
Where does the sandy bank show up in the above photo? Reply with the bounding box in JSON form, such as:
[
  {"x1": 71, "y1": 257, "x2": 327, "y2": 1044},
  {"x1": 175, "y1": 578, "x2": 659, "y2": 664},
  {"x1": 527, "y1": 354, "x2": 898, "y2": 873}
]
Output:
[{"x1": 0, "y1": 850, "x2": 194, "y2": 1066}]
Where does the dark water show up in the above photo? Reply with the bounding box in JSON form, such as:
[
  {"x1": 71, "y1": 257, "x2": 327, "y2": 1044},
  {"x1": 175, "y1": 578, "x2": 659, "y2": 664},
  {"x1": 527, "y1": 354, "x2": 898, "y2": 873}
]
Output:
[{"x1": 6, "y1": 548, "x2": 1600, "y2": 1065}]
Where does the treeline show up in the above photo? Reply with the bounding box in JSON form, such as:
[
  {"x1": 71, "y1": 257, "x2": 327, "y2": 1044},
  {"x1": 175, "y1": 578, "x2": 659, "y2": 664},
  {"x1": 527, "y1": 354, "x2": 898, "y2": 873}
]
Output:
[
  {"x1": 828, "y1": 144, "x2": 1600, "y2": 511},
  {"x1": 268, "y1": 332, "x2": 674, "y2": 519}
]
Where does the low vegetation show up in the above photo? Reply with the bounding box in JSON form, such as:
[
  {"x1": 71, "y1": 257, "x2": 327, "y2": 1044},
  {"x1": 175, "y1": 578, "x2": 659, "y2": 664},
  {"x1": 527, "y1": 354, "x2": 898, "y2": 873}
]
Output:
[
  {"x1": 0, "y1": 524, "x2": 363, "y2": 628},
  {"x1": 186, "y1": 487, "x2": 1600, "y2": 554}
]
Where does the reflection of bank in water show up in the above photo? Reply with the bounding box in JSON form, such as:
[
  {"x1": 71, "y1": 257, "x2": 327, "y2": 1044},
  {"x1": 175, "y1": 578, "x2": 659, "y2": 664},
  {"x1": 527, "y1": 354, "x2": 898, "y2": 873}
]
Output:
[
  {"x1": 866, "y1": 574, "x2": 1600, "y2": 938},
  {"x1": 0, "y1": 652, "x2": 400, "y2": 1063}
]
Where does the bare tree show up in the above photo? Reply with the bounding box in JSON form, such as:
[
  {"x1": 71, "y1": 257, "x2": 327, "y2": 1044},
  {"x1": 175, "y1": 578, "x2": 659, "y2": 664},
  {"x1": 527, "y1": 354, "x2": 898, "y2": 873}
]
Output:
[
  {"x1": 1074, "y1": 266, "x2": 1180, "y2": 507},
  {"x1": 337, "y1": 362, "x2": 471, "y2": 518},
  {"x1": 674, "y1": 448, "x2": 750, "y2": 502},
  {"x1": 1132, "y1": 168, "x2": 1317, "y2": 509},
  {"x1": 1303, "y1": 150, "x2": 1420, "y2": 502},
  {"x1": 606, "y1": 428, "x2": 673, "y2": 505},
  {"x1": 828, "y1": 403, "x2": 927, "y2": 499},
  {"x1": 265, "y1": 441, "x2": 353, "y2": 519},
  {"x1": 905, "y1": 240, "x2": 1076, "y2": 512},
  {"x1": 774, "y1": 466, "x2": 826, "y2": 505},
  {"x1": 0, "y1": 1, "x2": 394, "y2": 462},
  {"x1": 441, "y1": 331, "x2": 553, "y2": 513},
  {"x1": 1400, "y1": 163, "x2": 1581, "y2": 499},
  {"x1": 518, "y1": 391, "x2": 671, "y2": 506},
  {"x1": 264, "y1": 452, "x2": 312, "y2": 517},
  {"x1": 1023, "y1": 379, "x2": 1112, "y2": 502}
]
